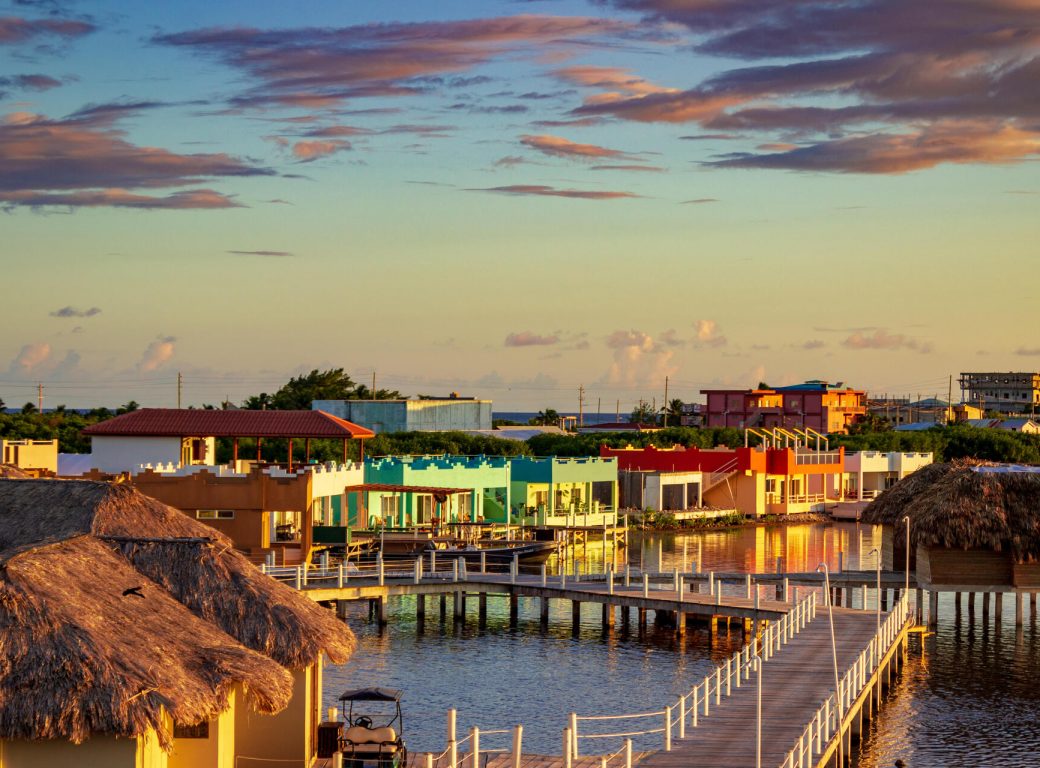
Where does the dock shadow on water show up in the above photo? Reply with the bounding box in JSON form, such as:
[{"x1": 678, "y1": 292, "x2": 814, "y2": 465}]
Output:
[{"x1": 324, "y1": 592, "x2": 745, "y2": 755}]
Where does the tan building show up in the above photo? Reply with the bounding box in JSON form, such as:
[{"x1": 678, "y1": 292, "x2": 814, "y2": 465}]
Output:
[
  {"x1": 0, "y1": 438, "x2": 58, "y2": 474},
  {"x1": 959, "y1": 371, "x2": 1040, "y2": 414},
  {"x1": 0, "y1": 479, "x2": 355, "y2": 768}
]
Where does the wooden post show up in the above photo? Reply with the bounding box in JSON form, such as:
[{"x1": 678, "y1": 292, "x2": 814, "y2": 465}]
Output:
[
  {"x1": 572, "y1": 601, "x2": 582, "y2": 634},
  {"x1": 603, "y1": 603, "x2": 615, "y2": 629},
  {"x1": 232, "y1": 437, "x2": 239, "y2": 464},
  {"x1": 454, "y1": 591, "x2": 464, "y2": 621},
  {"x1": 929, "y1": 590, "x2": 938, "y2": 628},
  {"x1": 968, "y1": 591, "x2": 976, "y2": 616},
  {"x1": 676, "y1": 612, "x2": 686, "y2": 638},
  {"x1": 376, "y1": 596, "x2": 386, "y2": 626},
  {"x1": 305, "y1": 437, "x2": 311, "y2": 464},
  {"x1": 983, "y1": 591, "x2": 991, "y2": 622},
  {"x1": 540, "y1": 597, "x2": 550, "y2": 628},
  {"x1": 479, "y1": 592, "x2": 488, "y2": 627},
  {"x1": 994, "y1": 592, "x2": 1003, "y2": 626},
  {"x1": 416, "y1": 594, "x2": 425, "y2": 621},
  {"x1": 509, "y1": 593, "x2": 519, "y2": 626},
  {"x1": 1031, "y1": 592, "x2": 1037, "y2": 619},
  {"x1": 287, "y1": 438, "x2": 293, "y2": 471},
  {"x1": 1016, "y1": 591, "x2": 1024, "y2": 627},
  {"x1": 440, "y1": 593, "x2": 447, "y2": 620}
]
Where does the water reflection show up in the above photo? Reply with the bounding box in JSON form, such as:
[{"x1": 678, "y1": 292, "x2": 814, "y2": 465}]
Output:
[{"x1": 326, "y1": 523, "x2": 1040, "y2": 765}]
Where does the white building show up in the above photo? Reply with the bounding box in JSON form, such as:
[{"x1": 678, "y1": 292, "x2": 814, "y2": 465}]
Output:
[
  {"x1": 313, "y1": 397, "x2": 492, "y2": 433},
  {"x1": 842, "y1": 451, "x2": 934, "y2": 501}
]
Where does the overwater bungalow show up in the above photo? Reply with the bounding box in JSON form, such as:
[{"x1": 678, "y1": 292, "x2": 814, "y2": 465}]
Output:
[
  {"x1": 863, "y1": 460, "x2": 1040, "y2": 593},
  {"x1": 0, "y1": 478, "x2": 355, "y2": 767}
]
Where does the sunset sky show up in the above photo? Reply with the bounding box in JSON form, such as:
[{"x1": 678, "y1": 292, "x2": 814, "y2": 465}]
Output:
[{"x1": 1, "y1": 0, "x2": 1038, "y2": 411}]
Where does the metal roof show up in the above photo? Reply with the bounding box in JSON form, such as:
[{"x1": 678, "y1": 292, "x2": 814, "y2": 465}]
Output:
[
  {"x1": 338, "y1": 687, "x2": 402, "y2": 702},
  {"x1": 82, "y1": 408, "x2": 374, "y2": 439}
]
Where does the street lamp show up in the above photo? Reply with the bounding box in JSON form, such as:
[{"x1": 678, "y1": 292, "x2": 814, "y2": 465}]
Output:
[
  {"x1": 751, "y1": 655, "x2": 762, "y2": 768},
  {"x1": 868, "y1": 547, "x2": 881, "y2": 634},
  {"x1": 817, "y1": 562, "x2": 845, "y2": 768}
]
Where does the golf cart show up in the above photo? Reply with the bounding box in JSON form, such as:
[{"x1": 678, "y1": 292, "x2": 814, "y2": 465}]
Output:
[{"x1": 336, "y1": 687, "x2": 407, "y2": 768}]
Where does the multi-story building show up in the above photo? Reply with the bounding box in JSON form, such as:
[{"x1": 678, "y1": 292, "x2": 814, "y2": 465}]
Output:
[
  {"x1": 959, "y1": 372, "x2": 1040, "y2": 414},
  {"x1": 1, "y1": 438, "x2": 58, "y2": 474},
  {"x1": 700, "y1": 380, "x2": 866, "y2": 434}
]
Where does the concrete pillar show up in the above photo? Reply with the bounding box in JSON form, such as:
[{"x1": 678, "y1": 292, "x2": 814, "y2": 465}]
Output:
[
  {"x1": 638, "y1": 608, "x2": 647, "y2": 633},
  {"x1": 336, "y1": 600, "x2": 349, "y2": 620},
  {"x1": 454, "y1": 591, "x2": 465, "y2": 621},
  {"x1": 621, "y1": 606, "x2": 630, "y2": 625},
  {"x1": 1015, "y1": 591, "x2": 1024, "y2": 627},
  {"x1": 928, "y1": 590, "x2": 938, "y2": 628},
  {"x1": 603, "y1": 604, "x2": 615, "y2": 629},
  {"x1": 416, "y1": 594, "x2": 425, "y2": 621},
  {"x1": 376, "y1": 596, "x2": 387, "y2": 626},
  {"x1": 916, "y1": 589, "x2": 925, "y2": 621}
]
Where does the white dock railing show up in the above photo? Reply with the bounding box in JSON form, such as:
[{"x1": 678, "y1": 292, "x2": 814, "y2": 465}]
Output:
[
  {"x1": 778, "y1": 592, "x2": 911, "y2": 768},
  {"x1": 427, "y1": 711, "x2": 523, "y2": 768},
  {"x1": 566, "y1": 593, "x2": 817, "y2": 755}
]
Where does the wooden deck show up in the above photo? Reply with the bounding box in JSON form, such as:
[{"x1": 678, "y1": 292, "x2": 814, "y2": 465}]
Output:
[{"x1": 638, "y1": 608, "x2": 879, "y2": 768}]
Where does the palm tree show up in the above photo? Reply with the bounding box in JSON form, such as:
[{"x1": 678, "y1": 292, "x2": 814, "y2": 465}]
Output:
[{"x1": 530, "y1": 408, "x2": 560, "y2": 426}]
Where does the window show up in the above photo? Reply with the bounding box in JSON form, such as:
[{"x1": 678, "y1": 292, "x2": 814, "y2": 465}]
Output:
[
  {"x1": 174, "y1": 721, "x2": 209, "y2": 739},
  {"x1": 380, "y1": 495, "x2": 399, "y2": 517},
  {"x1": 416, "y1": 495, "x2": 434, "y2": 524},
  {"x1": 196, "y1": 509, "x2": 234, "y2": 520}
]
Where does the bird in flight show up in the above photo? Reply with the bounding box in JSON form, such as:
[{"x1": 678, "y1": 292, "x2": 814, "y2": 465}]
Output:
[{"x1": 122, "y1": 586, "x2": 145, "y2": 598}]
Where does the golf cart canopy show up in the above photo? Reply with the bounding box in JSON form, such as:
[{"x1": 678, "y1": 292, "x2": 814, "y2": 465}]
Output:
[{"x1": 339, "y1": 687, "x2": 403, "y2": 703}]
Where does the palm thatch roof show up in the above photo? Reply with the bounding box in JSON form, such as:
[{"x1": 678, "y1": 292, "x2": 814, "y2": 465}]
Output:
[
  {"x1": 0, "y1": 479, "x2": 355, "y2": 668},
  {"x1": 0, "y1": 536, "x2": 292, "y2": 747},
  {"x1": 861, "y1": 460, "x2": 1040, "y2": 561},
  {"x1": 0, "y1": 465, "x2": 31, "y2": 479}
]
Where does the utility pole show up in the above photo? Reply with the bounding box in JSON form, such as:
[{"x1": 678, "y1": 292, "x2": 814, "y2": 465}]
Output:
[
  {"x1": 947, "y1": 375, "x2": 954, "y2": 423},
  {"x1": 578, "y1": 384, "x2": 585, "y2": 428},
  {"x1": 177, "y1": 372, "x2": 183, "y2": 409},
  {"x1": 597, "y1": 397, "x2": 601, "y2": 422},
  {"x1": 372, "y1": 372, "x2": 377, "y2": 399},
  {"x1": 37, "y1": 382, "x2": 43, "y2": 413},
  {"x1": 615, "y1": 399, "x2": 620, "y2": 421},
  {"x1": 663, "y1": 376, "x2": 670, "y2": 428}
]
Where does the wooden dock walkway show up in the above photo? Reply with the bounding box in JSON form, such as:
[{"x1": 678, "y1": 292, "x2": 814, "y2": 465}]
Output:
[{"x1": 639, "y1": 608, "x2": 877, "y2": 768}]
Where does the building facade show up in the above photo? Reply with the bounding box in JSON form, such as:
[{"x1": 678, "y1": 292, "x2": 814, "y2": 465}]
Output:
[
  {"x1": 700, "y1": 380, "x2": 866, "y2": 434},
  {"x1": 959, "y1": 372, "x2": 1040, "y2": 414},
  {"x1": 314, "y1": 397, "x2": 492, "y2": 433},
  {"x1": 509, "y1": 456, "x2": 618, "y2": 527},
  {"x1": 1, "y1": 438, "x2": 58, "y2": 474}
]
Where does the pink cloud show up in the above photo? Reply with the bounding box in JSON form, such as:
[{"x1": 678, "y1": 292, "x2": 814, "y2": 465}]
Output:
[
  {"x1": 0, "y1": 16, "x2": 93, "y2": 45},
  {"x1": 7, "y1": 342, "x2": 51, "y2": 375},
  {"x1": 0, "y1": 188, "x2": 240, "y2": 209},
  {"x1": 694, "y1": 319, "x2": 727, "y2": 347},
  {"x1": 138, "y1": 336, "x2": 177, "y2": 373},
  {"x1": 505, "y1": 331, "x2": 560, "y2": 347},
  {"x1": 291, "y1": 139, "x2": 352, "y2": 161},
  {"x1": 519, "y1": 134, "x2": 634, "y2": 161}
]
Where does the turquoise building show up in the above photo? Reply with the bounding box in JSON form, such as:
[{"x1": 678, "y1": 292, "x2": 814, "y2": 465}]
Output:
[
  {"x1": 351, "y1": 455, "x2": 511, "y2": 528},
  {"x1": 509, "y1": 456, "x2": 619, "y2": 527}
]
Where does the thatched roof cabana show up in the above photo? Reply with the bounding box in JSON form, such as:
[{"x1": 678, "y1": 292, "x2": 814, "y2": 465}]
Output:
[
  {"x1": 0, "y1": 478, "x2": 357, "y2": 746},
  {"x1": 0, "y1": 536, "x2": 291, "y2": 747},
  {"x1": 0, "y1": 479, "x2": 355, "y2": 668},
  {"x1": 862, "y1": 460, "x2": 1040, "y2": 564}
]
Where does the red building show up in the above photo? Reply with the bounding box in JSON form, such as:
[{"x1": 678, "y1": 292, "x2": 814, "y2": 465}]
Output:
[{"x1": 700, "y1": 380, "x2": 866, "y2": 434}]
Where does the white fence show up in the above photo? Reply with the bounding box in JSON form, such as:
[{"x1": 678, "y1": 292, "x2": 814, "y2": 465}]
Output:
[{"x1": 565, "y1": 593, "x2": 818, "y2": 756}]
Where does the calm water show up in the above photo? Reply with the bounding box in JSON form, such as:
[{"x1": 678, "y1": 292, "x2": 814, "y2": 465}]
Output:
[{"x1": 325, "y1": 523, "x2": 1040, "y2": 764}]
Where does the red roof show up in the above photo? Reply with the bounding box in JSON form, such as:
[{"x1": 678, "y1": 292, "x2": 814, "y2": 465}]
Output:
[{"x1": 83, "y1": 408, "x2": 374, "y2": 439}]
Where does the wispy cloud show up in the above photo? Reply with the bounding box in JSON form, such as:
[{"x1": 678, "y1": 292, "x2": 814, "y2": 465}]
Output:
[
  {"x1": 520, "y1": 134, "x2": 636, "y2": 161},
  {"x1": 472, "y1": 184, "x2": 638, "y2": 200},
  {"x1": 842, "y1": 329, "x2": 933, "y2": 353},
  {"x1": 0, "y1": 107, "x2": 270, "y2": 209},
  {"x1": 584, "y1": 1, "x2": 1040, "y2": 174},
  {"x1": 226, "y1": 250, "x2": 295, "y2": 258},
  {"x1": 155, "y1": 15, "x2": 637, "y2": 111},
  {"x1": 50, "y1": 306, "x2": 100, "y2": 318},
  {"x1": 681, "y1": 197, "x2": 717, "y2": 204},
  {"x1": 505, "y1": 331, "x2": 559, "y2": 347},
  {"x1": 0, "y1": 15, "x2": 93, "y2": 45},
  {"x1": 1015, "y1": 347, "x2": 1040, "y2": 356}
]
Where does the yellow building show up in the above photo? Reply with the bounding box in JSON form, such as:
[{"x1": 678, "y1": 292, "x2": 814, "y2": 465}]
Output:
[
  {"x1": 0, "y1": 438, "x2": 57, "y2": 474},
  {"x1": 0, "y1": 479, "x2": 356, "y2": 768}
]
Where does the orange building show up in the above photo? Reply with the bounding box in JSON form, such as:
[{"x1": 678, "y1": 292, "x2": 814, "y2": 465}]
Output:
[{"x1": 700, "y1": 380, "x2": 866, "y2": 434}]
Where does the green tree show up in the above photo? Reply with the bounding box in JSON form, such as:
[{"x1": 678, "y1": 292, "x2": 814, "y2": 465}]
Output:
[
  {"x1": 529, "y1": 408, "x2": 560, "y2": 426},
  {"x1": 117, "y1": 400, "x2": 140, "y2": 415},
  {"x1": 629, "y1": 400, "x2": 658, "y2": 425},
  {"x1": 242, "y1": 368, "x2": 402, "y2": 410},
  {"x1": 21, "y1": 402, "x2": 36, "y2": 414},
  {"x1": 663, "y1": 398, "x2": 684, "y2": 426}
]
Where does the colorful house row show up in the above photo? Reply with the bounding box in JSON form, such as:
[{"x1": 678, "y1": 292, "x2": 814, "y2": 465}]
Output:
[{"x1": 602, "y1": 443, "x2": 933, "y2": 517}]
